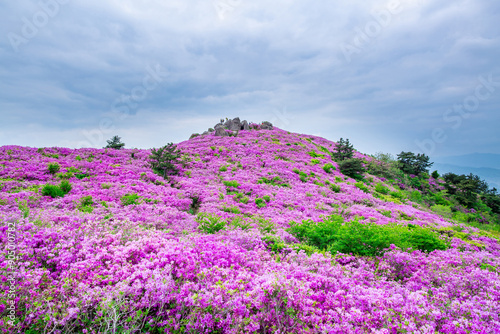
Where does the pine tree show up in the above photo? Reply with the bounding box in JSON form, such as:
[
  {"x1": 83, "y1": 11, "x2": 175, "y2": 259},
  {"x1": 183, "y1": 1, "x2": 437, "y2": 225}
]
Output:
[
  {"x1": 149, "y1": 143, "x2": 181, "y2": 179},
  {"x1": 333, "y1": 138, "x2": 354, "y2": 161},
  {"x1": 104, "y1": 135, "x2": 125, "y2": 150}
]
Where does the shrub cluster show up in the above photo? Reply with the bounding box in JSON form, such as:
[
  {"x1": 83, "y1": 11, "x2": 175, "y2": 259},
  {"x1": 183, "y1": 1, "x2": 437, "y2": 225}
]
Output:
[
  {"x1": 41, "y1": 180, "x2": 72, "y2": 198},
  {"x1": 288, "y1": 215, "x2": 449, "y2": 256}
]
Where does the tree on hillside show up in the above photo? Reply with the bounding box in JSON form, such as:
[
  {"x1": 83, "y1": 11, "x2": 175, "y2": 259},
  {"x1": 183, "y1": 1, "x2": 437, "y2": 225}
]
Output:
[
  {"x1": 104, "y1": 135, "x2": 125, "y2": 150},
  {"x1": 333, "y1": 138, "x2": 354, "y2": 161},
  {"x1": 397, "y1": 152, "x2": 433, "y2": 175},
  {"x1": 149, "y1": 143, "x2": 181, "y2": 179},
  {"x1": 338, "y1": 158, "x2": 365, "y2": 180}
]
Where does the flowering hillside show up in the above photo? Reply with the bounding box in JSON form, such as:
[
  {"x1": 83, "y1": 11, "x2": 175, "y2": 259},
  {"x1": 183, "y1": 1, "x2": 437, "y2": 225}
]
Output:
[{"x1": 1, "y1": 127, "x2": 499, "y2": 333}]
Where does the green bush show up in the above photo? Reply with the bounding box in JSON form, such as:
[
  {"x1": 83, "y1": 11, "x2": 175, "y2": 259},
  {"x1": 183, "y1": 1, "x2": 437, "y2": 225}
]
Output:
[
  {"x1": 311, "y1": 159, "x2": 321, "y2": 165},
  {"x1": 405, "y1": 224, "x2": 449, "y2": 252},
  {"x1": 78, "y1": 196, "x2": 94, "y2": 213},
  {"x1": 149, "y1": 143, "x2": 181, "y2": 178},
  {"x1": 338, "y1": 158, "x2": 365, "y2": 180},
  {"x1": 323, "y1": 163, "x2": 335, "y2": 173},
  {"x1": 121, "y1": 193, "x2": 140, "y2": 206},
  {"x1": 287, "y1": 215, "x2": 449, "y2": 256},
  {"x1": 41, "y1": 180, "x2": 72, "y2": 198},
  {"x1": 258, "y1": 176, "x2": 289, "y2": 188},
  {"x1": 41, "y1": 184, "x2": 64, "y2": 198},
  {"x1": 375, "y1": 183, "x2": 390, "y2": 195},
  {"x1": 255, "y1": 198, "x2": 267, "y2": 208},
  {"x1": 197, "y1": 213, "x2": 226, "y2": 234},
  {"x1": 223, "y1": 180, "x2": 240, "y2": 188},
  {"x1": 263, "y1": 195, "x2": 271, "y2": 202},
  {"x1": 59, "y1": 180, "x2": 72, "y2": 194},
  {"x1": 47, "y1": 163, "x2": 61, "y2": 175},
  {"x1": 219, "y1": 165, "x2": 228, "y2": 172},
  {"x1": 355, "y1": 182, "x2": 370, "y2": 193},
  {"x1": 330, "y1": 184, "x2": 341, "y2": 193}
]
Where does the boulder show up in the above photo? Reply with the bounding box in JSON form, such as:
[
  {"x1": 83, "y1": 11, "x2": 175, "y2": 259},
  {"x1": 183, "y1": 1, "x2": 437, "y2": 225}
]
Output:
[
  {"x1": 241, "y1": 120, "x2": 249, "y2": 130},
  {"x1": 215, "y1": 127, "x2": 229, "y2": 137},
  {"x1": 261, "y1": 121, "x2": 274, "y2": 130}
]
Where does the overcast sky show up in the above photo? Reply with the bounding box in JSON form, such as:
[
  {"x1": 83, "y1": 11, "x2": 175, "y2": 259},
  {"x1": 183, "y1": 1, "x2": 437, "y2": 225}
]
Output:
[{"x1": 1, "y1": 0, "x2": 499, "y2": 160}]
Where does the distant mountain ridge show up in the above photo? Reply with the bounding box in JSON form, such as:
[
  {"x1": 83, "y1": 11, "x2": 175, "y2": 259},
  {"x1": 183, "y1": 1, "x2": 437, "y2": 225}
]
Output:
[{"x1": 432, "y1": 153, "x2": 500, "y2": 190}]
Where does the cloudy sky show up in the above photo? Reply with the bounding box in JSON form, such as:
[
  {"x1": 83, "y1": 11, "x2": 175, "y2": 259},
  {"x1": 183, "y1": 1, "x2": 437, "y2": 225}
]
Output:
[{"x1": 1, "y1": 0, "x2": 499, "y2": 160}]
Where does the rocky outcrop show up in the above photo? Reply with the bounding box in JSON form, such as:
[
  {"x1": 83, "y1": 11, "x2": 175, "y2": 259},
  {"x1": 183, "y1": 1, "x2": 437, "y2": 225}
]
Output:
[{"x1": 189, "y1": 118, "x2": 273, "y2": 139}]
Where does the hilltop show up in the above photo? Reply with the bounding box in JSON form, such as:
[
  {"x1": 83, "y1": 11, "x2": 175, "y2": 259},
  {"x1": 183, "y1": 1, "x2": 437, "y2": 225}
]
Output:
[{"x1": 1, "y1": 125, "x2": 499, "y2": 333}]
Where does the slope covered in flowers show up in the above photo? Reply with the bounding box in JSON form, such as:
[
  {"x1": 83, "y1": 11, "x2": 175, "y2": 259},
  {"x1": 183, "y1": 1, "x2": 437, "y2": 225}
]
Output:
[{"x1": 1, "y1": 128, "x2": 499, "y2": 333}]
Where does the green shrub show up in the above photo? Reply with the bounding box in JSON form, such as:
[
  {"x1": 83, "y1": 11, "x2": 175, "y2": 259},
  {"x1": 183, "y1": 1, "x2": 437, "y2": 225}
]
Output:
[
  {"x1": 149, "y1": 143, "x2": 181, "y2": 178},
  {"x1": 323, "y1": 163, "x2": 335, "y2": 173},
  {"x1": 121, "y1": 193, "x2": 140, "y2": 206},
  {"x1": 258, "y1": 176, "x2": 289, "y2": 188},
  {"x1": 330, "y1": 184, "x2": 341, "y2": 193},
  {"x1": 375, "y1": 183, "x2": 390, "y2": 195},
  {"x1": 197, "y1": 213, "x2": 226, "y2": 234},
  {"x1": 355, "y1": 182, "x2": 370, "y2": 193},
  {"x1": 59, "y1": 180, "x2": 72, "y2": 194},
  {"x1": 338, "y1": 158, "x2": 365, "y2": 180},
  {"x1": 287, "y1": 215, "x2": 449, "y2": 256},
  {"x1": 223, "y1": 180, "x2": 240, "y2": 188},
  {"x1": 255, "y1": 198, "x2": 267, "y2": 208},
  {"x1": 222, "y1": 205, "x2": 241, "y2": 214},
  {"x1": 263, "y1": 195, "x2": 271, "y2": 202},
  {"x1": 78, "y1": 196, "x2": 94, "y2": 213},
  {"x1": 219, "y1": 165, "x2": 228, "y2": 172},
  {"x1": 405, "y1": 224, "x2": 449, "y2": 252},
  {"x1": 41, "y1": 180, "x2": 72, "y2": 198},
  {"x1": 311, "y1": 159, "x2": 321, "y2": 165},
  {"x1": 47, "y1": 163, "x2": 60, "y2": 175},
  {"x1": 41, "y1": 184, "x2": 64, "y2": 198},
  {"x1": 104, "y1": 135, "x2": 125, "y2": 149},
  {"x1": 431, "y1": 205, "x2": 452, "y2": 217}
]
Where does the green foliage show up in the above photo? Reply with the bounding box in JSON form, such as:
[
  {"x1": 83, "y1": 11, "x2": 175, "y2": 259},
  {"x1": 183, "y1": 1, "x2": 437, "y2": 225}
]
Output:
[
  {"x1": 431, "y1": 170, "x2": 440, "y2": 179},
  {"x1": 121, "y1": 193, "x2": 140, "y2": 206},
  {"x1": 431, "y1": 205, "x2": 452, "y2": 218},
  {"x1": 78, "y1": 196, "x2": 94, "y2": 213},
  {"x1": 338, "y1": 158, "x2": 365, "y2": 180},
  {"x1": 333, "y1": 138, "x2": 354, "y2": 161},
  {"x1": 230, "y1": 216, "x2": 252, "y2": 231},
  {"x1": 60, "y1": 180, "x2": 72, "y2": 194},
  {"x1": 149, "y1": 143, "x2": 181, "y2": 178},
  {"x1": 311, "y1": 159, "x2": 321, "y2": 165},
  {"x1": 307, "y1": 151, "x2": 324, "y2": 158},
  {"x1": 397, "y1": 152, "x2": 433, "y2": 175},
  {"x1": 223, "y1": 180, "x2": 240, "y2": 188},
  {"x1": 323, "y1": 163, "x2": 335, "y2": 173},
  {"x1": 258, "y1": 176, "x2": 289, "y2": 187},
  {"x1": 375, "y1": 183, "x2": 390, "y2": 195},
  {"x1": 41, "y1": 180, "x2": 72, "y2": 198},
  {"x1": 104, "y1": 135, "x2": 125, "y2": 149},
  {"x1": 288, "y1": 215, "x2": 449, "y2": 256},
  {"x1": 263, "y1": 195, "x2": 271, "y2": 202},
  {"x1": 255, "y1": 198, "x2": 267, "y2": 208},
  {"x1": 222, "y1": 205, "x2": 241, "y2": 214},
  {"x1": 16, "y1": 199, "x2": 30, "y2": 219},
  {"x1": 197, "y1": 213, "x2": 226, "y2": 234},
  {"x1": 219, "y1": 165, "x2": 228, "y2": 172},
  {"x1": 330, "y1": 184, "x2": 341, "y2": 193},
  {"x1": 47, "y1": 163, "x2": 61, "y2": 175},
  {"x1": 355, "y1": 182, "x2": 370, "y2": 193}
]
